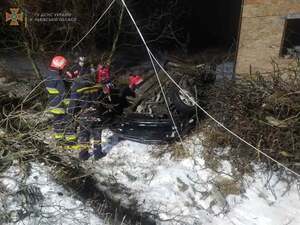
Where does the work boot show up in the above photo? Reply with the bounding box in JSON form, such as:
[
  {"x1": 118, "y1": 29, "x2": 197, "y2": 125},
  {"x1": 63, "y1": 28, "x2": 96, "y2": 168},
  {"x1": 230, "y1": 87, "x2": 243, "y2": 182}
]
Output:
[
  {"x1": 93, "y1": 147, "x2": 106, "y2": 161},
  {"x1": 79, "y1": 150, "x2": 90, "y2": 161}
]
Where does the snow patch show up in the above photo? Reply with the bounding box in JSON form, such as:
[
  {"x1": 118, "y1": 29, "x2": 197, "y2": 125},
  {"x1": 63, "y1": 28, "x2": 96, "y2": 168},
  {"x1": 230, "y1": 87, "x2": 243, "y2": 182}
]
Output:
[
  {"x1": 0, "y1": 162, "x2": 105, "y2": 225},
  {"x1": 85, "y1": 131, "x2": 300, "y2": 225}
]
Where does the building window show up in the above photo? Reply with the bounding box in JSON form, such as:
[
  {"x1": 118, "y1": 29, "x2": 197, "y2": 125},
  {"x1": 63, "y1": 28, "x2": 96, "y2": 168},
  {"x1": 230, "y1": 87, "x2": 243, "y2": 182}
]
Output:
[{"x1": 280, "y1": 17, "x2": 300, "y2": 58}]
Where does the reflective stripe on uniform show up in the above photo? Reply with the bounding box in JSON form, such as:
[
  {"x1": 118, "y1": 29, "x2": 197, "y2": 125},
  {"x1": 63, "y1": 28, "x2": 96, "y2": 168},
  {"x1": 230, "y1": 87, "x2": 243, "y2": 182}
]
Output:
[
  {"x1": 65, "y1": 134, "x2": 77, "y2": 142},
  {"x1": 46, "y1": 87, "x2": 60, "y2": 95},
  {"x1": 82, "y1": 89, "x2": 99, "y2": 94},
  {"x1": 53, "y1": 133, "x2": 64, "y2": 140},
  {"x1": 64, "y1": 144, "x2": 90, "y2": 151},
  {"x1": 76, "y1": 84, "x2": 102, "y2": 94},
  {"x1": 48, "y1": 108, "x2": 65, "y2": 115},
  {"x1": 63, "y1": 99, "x2": 70, "y2": 106}
]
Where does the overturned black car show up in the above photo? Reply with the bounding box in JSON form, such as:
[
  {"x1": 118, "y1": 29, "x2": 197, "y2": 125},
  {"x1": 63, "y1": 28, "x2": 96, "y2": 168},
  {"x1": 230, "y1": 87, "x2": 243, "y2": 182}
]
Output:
[{"x1": 106, "y1": 62, "x2": 216, "y2": 144}]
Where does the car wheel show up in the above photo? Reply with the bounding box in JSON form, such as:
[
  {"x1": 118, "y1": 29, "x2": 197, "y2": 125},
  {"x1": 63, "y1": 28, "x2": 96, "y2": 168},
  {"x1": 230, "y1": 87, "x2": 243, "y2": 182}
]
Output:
[{"x1": 168, "y1": 77, "x2": 197, "y2": 116}]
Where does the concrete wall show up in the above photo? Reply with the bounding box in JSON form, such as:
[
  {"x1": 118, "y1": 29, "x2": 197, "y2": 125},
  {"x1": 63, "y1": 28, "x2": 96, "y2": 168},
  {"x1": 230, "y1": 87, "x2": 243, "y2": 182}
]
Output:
[{"x1": 235, "y1": 0, "x2": 300, "y2": 75}]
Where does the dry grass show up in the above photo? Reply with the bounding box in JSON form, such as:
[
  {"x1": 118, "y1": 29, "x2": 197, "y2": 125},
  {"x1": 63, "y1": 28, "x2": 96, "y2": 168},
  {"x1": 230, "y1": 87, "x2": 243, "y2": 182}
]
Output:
[
  {"x1": 215, "y1": 177, "x2": 241, "y2": 196},
  {"x1": 201, "y1": 61, "x2": 300, "y2": 175},
  {"x1": 171, "y1": 142, "x2": 191, "y2": 159}
]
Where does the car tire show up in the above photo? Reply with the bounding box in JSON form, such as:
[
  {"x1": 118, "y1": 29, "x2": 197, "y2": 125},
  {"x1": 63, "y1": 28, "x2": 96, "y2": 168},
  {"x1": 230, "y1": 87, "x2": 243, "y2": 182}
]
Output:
[{"x1": 168, "y1": 77, "x2": 197, "y2": 116}]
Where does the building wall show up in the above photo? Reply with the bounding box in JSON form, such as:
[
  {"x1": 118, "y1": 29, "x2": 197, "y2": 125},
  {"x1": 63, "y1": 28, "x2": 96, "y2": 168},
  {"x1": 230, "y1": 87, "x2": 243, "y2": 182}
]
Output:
[{"x1": 235, "y1": 0, "x2": 300, "y2": 75}]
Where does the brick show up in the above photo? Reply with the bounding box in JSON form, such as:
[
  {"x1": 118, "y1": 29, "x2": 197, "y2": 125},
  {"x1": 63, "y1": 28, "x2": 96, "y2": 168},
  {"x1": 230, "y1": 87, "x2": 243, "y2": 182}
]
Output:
[{"x1": 236, "y1": 0, "x2": 300, "y2": 74}]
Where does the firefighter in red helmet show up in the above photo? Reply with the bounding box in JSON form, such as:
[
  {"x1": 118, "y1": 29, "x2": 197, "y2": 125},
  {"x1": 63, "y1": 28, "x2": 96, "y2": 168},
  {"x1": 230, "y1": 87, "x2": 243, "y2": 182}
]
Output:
[
  {"x1": 43, "y1": 55, "x2": 70, "y2": 141},
  {"x1": 75, "y1": 73, "x2": 144, "y2": 161},
  {"x1": 43, "y1": 55, "x2": 86, "y2": 143},
  {"x1": 74, "y1": 61, "x2": 111, "y2": 160}
]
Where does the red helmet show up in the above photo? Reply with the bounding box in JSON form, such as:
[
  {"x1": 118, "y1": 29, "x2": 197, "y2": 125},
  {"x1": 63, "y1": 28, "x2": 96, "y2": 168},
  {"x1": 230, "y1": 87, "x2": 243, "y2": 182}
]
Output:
[
  {"x1": 129, "y1": 74, "x2": 143, "y2": 89},
  {"x1": 50, "y1": 56, "x2": 68, "y2": 70}
]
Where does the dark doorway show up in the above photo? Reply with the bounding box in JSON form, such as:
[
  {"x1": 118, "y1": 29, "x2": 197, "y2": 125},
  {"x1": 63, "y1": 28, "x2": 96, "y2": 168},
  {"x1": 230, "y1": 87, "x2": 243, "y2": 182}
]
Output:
[
  {"x1": 183, "y1": 0, "x2": 243, "y2": 53},
  {"x1": 280, "y1": 17, "x2": 300, "y2": 58}
]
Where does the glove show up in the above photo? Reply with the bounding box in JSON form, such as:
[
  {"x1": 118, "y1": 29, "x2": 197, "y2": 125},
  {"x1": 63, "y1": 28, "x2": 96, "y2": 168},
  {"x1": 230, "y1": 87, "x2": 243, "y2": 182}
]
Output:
[
  {"x1": 65, "y1": 70, "x2": 80, "y2": 79},
  {"x1": 103, "y1": 82, "x2": 113, "y2": 94}
]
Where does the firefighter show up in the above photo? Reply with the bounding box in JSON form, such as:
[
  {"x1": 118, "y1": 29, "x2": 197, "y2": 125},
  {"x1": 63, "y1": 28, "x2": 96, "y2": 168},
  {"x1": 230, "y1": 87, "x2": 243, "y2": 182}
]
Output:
[
  {"x1": 128, "y1": 74, "x2": 143, "y2": 94},
  {"x1": 77, "y1": 91, "x2": 107, "y2": 160},
  {"x1": 71, "y1": 62, "x2": 111, "y2": 160},
  {"x1": 43, "y1": 55, "x2": 71, "y2": 141},
  {"x1": 96, "y1": 63, "x2": 113, "y2": 96},
  {"x1": 96, "y1": 63, "x2": 110, "y2": 84},
  {"x1": 120, "y1": 74, "x2": 143, "y2": 101},
  {"x1": 67, "y1": 67, "x2": 144, "y2": 160},
  {"x1": 63, "y1": 55, "x2": 94, "y2": 147}
]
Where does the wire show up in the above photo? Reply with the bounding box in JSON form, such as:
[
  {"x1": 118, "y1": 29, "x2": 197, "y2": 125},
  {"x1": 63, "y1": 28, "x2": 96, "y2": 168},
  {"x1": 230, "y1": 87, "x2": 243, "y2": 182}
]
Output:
[
  {"x1": 119, "y1": 0, "x2": 185, "y2": 148},
  {"x1": 148, "y1": 52, "x2": 185, "y2": 146},
  {"x1": 148, "y1": 51, "x2": 300, "y2": 178},
  {"x1": 72, "y1": 0, "x2": 117, "y2": 50},
  {"x1": 120, "y1": 0, "x2": 300, "y2": 178}
]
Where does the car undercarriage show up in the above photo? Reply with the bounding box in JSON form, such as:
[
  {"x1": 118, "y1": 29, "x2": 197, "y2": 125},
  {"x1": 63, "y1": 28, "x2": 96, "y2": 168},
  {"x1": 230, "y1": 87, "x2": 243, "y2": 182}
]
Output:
[{"x1": 108, "y1": 60, "x2": 216, "y2": 144}]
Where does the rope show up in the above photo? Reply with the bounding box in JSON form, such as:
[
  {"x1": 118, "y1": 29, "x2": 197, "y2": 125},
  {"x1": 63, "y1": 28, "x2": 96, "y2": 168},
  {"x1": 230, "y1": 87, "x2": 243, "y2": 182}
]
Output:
[
  {"x1": 120, "y1": 0, "x2": 300, "y2": 178},
  {"x1": 119, "y1": 0, "x2": 185, "y2": 148},
  {"x1": 72, "y1": 0, "x2": 116, "y2": 50},
  {"x1": 148, "y1": 53, "x2": 185, "y2": 146}
]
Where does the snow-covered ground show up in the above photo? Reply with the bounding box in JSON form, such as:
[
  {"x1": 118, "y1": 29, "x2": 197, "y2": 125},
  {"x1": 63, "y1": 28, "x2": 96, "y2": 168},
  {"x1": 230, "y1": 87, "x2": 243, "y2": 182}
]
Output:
[
  {"x1": 0, "y1": 162, "x2": 105, "y2": 225},
  {"x1": 84, "y1": 130, "x2": 300, "y2": 225},
  {"x1": 2, "y1": 130, "x2": 299, "y2": 225}
]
